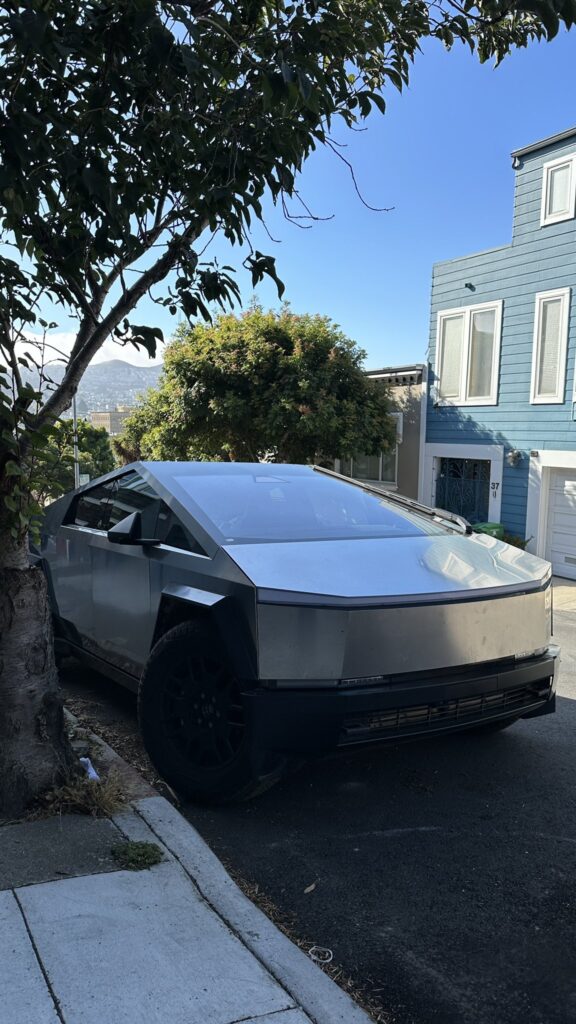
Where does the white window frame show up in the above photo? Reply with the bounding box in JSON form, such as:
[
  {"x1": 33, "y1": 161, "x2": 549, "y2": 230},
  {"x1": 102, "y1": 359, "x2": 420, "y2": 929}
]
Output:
[
  {"x1": 379, "y1": 445, "x2": 399, "y2": 486},
  {"x1": 336, "y1": 413, "x2": 402, "y2": 488},
  {"x1": 435, "y1": 300, "x2": 503, "y2": 407},
  {"x1": 530, "y1": 287, "x2": 570, "y2": 405},
  {"x1": 540, "y1": 154, "x2": 576, "y2": 227},
  {"x1": 340, "y1": 448, "x2": 398, "y2": 488}
]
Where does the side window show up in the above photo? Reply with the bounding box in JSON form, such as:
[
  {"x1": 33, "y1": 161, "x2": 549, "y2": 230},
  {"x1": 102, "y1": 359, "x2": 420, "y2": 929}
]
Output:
[
  {"x1": 541, "y1": 155, "x2": 576, "y2": 227},
  {"x1": 67, "y1": 480, "x2": 117, "y2": 530},
  {"x1": 156, "y1": 502, "x2": 207, "y2": 556},
  {"x1": 107, "y1": 471, "x2": 160, "y2": 534},
  {"x1": 530, "y1": 288, "x2": 570, "y2": 404}
]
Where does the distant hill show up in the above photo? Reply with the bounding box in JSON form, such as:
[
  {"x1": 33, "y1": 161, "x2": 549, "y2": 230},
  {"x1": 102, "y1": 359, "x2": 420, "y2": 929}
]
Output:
[{"x1": 25, "y1": 359, "x2": 163, "y2": 415}]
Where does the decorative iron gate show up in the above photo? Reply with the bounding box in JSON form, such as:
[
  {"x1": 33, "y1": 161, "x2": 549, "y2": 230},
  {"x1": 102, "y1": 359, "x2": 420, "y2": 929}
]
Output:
[{"x1": 435, "y1": 458, "x2": 490, "y2": 524}]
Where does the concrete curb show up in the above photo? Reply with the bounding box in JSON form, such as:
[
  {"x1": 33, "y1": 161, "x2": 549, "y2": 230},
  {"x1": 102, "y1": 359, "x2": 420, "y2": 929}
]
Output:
[{"x1": 130, "y1": 794, "x2": 372, "y2": 1024}]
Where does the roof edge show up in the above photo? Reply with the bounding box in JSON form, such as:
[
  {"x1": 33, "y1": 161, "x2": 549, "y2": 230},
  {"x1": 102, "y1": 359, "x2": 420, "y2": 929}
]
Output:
[
  {"x1": 365, "y1": 364, "x2": 425, "y2": 382},
  {"x1": 511, "y1": 126, "x2": 576, "y2": 162}
]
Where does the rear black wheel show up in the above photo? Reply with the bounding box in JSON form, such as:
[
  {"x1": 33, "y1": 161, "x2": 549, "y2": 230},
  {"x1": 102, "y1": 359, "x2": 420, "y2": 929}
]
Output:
[{"x1": 138, "y1": 620, "x2": 284, "y2": 804}]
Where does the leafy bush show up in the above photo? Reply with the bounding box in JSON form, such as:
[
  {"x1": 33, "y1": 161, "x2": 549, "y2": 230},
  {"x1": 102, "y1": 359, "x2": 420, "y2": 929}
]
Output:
[{"x1": 502, "y1": 533, "x2": 531, "y2": 549}]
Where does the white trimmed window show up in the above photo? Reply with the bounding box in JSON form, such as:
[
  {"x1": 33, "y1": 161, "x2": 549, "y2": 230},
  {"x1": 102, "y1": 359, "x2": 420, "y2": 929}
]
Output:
[
  {"x1": 338, "y1": 413, "x2": 402, "y2": 488},
  {"x1": 530, "y1": 288, "x2": 570, "y2": 404},
  {"x1": 435, "y1": 301, "x2": 503, "y2": 406},
  {"x1": 340, "y1": 450, "x2": 398, "y2": 486},
  {"x1": 541, "y1": 155, "x2": 576, "y2": 227}
]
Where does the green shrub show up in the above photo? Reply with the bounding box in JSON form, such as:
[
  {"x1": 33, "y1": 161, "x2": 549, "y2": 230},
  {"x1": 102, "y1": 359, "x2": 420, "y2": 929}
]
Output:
[{"x1": 502, "y1": 533, "x2": 531, "y2": 549}]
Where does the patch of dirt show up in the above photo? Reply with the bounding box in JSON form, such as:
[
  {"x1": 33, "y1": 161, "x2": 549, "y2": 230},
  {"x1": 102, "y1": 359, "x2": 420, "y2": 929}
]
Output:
[{"x1": 62, "y1": 688, "x2": 161, "y2": 790}]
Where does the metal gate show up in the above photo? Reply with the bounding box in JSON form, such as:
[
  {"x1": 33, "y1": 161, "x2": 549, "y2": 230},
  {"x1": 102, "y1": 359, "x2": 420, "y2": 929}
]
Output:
[{"x1": 435, "y1": 458, "x2": 490, "y2": 524}]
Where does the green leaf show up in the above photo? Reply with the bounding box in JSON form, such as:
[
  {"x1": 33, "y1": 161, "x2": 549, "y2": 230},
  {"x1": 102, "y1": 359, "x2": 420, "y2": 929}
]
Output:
[
  {"x1": 369, "y1": 92, "x2": 386, "y2": 114},
  {"x1": 127, "y1": 325, "x2": 164, "y2": 359},
  {"x1": 246, "y1": 252, "x2": 285, "y2": 299}
]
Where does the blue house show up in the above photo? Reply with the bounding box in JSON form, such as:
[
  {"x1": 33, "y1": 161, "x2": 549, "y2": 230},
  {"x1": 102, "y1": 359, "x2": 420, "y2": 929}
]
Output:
[{"x1": 422, "y1": 127, "x2": 576, "y2": 580}]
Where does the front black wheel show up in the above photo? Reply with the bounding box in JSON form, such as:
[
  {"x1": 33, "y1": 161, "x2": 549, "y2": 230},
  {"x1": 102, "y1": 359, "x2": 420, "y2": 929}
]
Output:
[{"x1": 138, "y1": 620, "x2": 284, "y2": 804}]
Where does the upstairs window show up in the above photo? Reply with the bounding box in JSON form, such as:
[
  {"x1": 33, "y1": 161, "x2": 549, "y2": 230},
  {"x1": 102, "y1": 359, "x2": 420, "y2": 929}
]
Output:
[
  {"x1": 530, "y1": 288, "x2": 570, "y2": 404},
  {"x1": 436, "y1": 302, "x2": 502, "y2": 406},
  {"x1": 541, "y1": 155, "x2": 576, "y2": 227}
]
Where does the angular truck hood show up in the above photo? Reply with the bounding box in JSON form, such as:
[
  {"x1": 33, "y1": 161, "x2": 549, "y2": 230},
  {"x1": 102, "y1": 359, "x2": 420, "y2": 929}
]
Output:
[{"x1": 223, "y1": 533, "x2": 550, "y2": 601}]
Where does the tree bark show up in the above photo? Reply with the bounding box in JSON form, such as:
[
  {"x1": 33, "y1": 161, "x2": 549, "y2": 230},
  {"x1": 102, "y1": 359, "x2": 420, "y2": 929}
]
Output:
[{"x1": 0, "y1": 527, "x2": 73, "y2": 818}]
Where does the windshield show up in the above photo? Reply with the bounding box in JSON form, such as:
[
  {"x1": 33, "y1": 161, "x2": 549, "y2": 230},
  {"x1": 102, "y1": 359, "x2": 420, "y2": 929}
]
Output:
[{"x1": 173, "y1": 469, "x2": 448, "y2": 543}]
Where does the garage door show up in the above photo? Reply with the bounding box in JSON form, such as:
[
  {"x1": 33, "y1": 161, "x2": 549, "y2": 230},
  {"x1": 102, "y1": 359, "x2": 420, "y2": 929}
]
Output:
[{"x1": 546, "y1": 469, "x2": 576, "y2": 580}]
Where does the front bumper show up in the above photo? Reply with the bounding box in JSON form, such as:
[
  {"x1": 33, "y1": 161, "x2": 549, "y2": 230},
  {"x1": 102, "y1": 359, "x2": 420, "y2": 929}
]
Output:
[{"x1": 243, "y1": 646, "x2": 559, "y2": 755}]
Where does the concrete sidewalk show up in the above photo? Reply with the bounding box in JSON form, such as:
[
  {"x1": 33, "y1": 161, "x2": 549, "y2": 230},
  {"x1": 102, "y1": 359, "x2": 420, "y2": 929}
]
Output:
[{"x1": 1, "y1": 792, "x2": 370, "y2": 1024}]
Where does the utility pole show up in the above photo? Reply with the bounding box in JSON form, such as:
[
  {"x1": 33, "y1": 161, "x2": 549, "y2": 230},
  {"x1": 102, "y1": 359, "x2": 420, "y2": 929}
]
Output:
[{"x1": 72, "y1": 396, "x2": 80, "y2": 489}]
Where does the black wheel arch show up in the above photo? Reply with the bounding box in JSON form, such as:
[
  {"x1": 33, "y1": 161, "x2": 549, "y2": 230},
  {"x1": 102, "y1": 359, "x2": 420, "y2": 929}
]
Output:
[
  {"x1": 151, "y1": 589, "x2": 258, "y2": 682},
  {"x1": 138, "y1": 617, "x2": 284, "y2": 803}
]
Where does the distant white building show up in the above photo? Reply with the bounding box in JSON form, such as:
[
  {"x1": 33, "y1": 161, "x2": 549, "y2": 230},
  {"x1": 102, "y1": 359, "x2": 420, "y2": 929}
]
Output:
[{"x1": 89, "y1": 407, "x2": 133, "y2": 436}]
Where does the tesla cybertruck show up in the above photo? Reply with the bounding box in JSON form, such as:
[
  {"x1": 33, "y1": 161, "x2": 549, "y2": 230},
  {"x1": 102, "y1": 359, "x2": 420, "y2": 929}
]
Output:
[{"x1": 39, "y1": 461, "x2": 558, "y2": 802}]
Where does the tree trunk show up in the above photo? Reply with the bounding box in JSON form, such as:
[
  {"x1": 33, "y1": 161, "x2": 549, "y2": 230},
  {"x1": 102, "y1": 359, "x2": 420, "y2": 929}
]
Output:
[{"x1": 0, "y1": 527, "x2": 74, "y2": 818}]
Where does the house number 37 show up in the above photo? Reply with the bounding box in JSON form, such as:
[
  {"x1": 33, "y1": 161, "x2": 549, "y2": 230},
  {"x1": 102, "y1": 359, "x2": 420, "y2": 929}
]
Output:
[{"x1": 491, "y1": 482, "x2": 500, "y2": 498}]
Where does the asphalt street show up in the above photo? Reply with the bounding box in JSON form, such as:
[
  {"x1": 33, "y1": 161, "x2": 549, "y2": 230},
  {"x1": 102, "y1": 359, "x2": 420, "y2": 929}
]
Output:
[
  {"x1": 185, "y1": 610, "x2": 576, "y2": 1024},
  {"x1": 60, "y1": 607, "x2": 576, "y2": 1024}
]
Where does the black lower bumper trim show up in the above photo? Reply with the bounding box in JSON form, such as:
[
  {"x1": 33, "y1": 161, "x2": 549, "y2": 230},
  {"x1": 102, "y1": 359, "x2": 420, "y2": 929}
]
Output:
[
  {"x1": 341, "y1": 682, "x2": 553, "y2": 744},
  {"x1": 243, "y1": 648, "x2": 558, "y2": 754}
]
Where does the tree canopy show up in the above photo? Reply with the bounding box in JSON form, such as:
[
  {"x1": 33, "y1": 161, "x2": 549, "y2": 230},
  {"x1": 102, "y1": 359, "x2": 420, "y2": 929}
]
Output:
[
  {"x1": 36, "y1": 419, "x2": 115, "y2": 503},
  {"x1": 2, "y1": 0, "x2": 575, "y2": 549},
  {"x1": 114, "y1": 306, "x2": 396, "y2": 463}
]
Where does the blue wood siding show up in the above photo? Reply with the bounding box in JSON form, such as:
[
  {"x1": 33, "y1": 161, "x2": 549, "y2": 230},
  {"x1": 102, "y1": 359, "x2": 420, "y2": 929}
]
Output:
[{"x1": 427, "y1": 135, "x2": 576, "y2": 536}]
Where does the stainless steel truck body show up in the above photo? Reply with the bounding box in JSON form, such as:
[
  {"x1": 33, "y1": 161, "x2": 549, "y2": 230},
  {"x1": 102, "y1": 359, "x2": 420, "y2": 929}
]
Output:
[{"x1": 40, "y1": 461, "x2": 558, "y2": 802}]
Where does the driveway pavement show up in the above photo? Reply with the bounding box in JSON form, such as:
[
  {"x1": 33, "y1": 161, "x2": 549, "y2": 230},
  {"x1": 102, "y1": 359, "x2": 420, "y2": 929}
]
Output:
[
  {"x1": 553, "y1": 576, "x2": 576, "y2": 612},
  {"x1": 185, "y1": 599, "x2": 576, "y2": 1024}
]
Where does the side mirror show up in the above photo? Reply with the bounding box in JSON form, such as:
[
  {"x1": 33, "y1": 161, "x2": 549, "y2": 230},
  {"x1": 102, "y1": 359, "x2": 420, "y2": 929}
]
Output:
[{"x1": 107, "y1": 511, "x2": 160, "y2": 547}]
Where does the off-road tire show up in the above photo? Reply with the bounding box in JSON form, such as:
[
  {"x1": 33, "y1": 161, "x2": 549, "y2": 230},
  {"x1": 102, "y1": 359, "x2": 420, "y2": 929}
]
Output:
[{"x1": 138, "y1": 620, "x2": 285, "y2": 804}]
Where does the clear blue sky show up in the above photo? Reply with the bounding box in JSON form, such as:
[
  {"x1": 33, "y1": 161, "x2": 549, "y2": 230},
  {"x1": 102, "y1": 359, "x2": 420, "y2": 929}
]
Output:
[
  {"x1": 216, "y1": 30, "x2": 576, "y2": 371},
  {"x1": 37, "y1": 29, "x2": 576, "y2": 370}
]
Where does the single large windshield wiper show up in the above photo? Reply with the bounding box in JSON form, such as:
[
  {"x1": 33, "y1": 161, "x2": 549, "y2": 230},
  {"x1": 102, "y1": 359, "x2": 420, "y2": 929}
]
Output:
[{"x1": 312, "y1": 465, "x2": 473, "y2": 536}]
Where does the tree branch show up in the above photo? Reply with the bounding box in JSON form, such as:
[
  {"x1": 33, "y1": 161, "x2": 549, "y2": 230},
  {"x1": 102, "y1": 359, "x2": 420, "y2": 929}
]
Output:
[
  {"x1": 67, "y1": 206, "x2": 191, "y2": 366},
  {"x1": 99, "y1": 205, "x2": 189, "y2": 296},
  {"x1": 37, "y1": 221, "x2": 207, "y2": 429}
]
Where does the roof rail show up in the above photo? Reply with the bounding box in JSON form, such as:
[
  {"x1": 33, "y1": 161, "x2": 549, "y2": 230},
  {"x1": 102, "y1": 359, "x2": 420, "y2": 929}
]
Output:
[{"x1": 312, "y1": 465, "x2": 473, "y2": 536}]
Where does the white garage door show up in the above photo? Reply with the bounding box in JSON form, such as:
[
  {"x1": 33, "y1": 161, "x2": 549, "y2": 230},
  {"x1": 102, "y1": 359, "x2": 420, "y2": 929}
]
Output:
[{"x1": 546, "y1": 468, "x2": 576, "y2": 580}]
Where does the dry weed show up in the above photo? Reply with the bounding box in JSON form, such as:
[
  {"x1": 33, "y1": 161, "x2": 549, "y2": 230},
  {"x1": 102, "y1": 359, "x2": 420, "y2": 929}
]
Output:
[{"x1": 32, "y1": 770, "x2": 126, "y2": 819}]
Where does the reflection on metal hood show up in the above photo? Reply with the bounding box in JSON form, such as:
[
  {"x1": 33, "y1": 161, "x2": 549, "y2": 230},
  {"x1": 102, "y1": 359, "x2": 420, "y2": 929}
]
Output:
[{"x1": 224, "y1": 533, "x2": 550, "y2": 602}]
